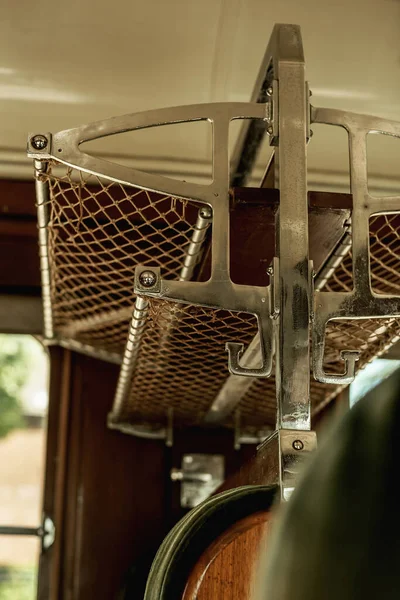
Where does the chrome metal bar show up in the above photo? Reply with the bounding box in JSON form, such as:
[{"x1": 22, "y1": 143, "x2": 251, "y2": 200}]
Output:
[
  {"x1": 230, "y1": 22, "x2": 276, "y2": 187},
  {"x1": 108, "y1": 296, "x2": 149, "y2": 420},
  {"x1": 179, "y1": 207, "x2": 212, "y2": 281},
  {"x1": 314, "y1": 223, "x2": 352, "y2": 291},
  {"x1": 273, "y1": 25, "x2": 310, "y2": 431},
  {"x1": 59, "y1": 306, "x2": 134, "y2": 337},
  {"x1": 35, "y1": 160, "x2": 53, "y2": 340},
  {"x1": 0, "y1": 525, "x2": 42, "y2": 536},
  {"x1": 107, "y1": 419, "x2": 166, "y2": 440},
  {"x1": 109, "y1": 207, "x2": 212, "y2": 437},
  {"x1": 56, "y1": 338, "x2": 122, "y2": 365},
  {"x1": 260, "y1": 152, "x2": 276, "y2": 188}
]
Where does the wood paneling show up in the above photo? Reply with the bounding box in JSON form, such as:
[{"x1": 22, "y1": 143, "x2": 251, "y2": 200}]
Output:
[
  {"x1": 0, "y1": 180, "x2": 40, "y2": 294},
  {"x1": 37, "y1": 346, "x2": 65, "y2": 600},
  {"x1": 0, "y1": 294, "x2": 42, "y2": 333},
  {"x1": 57, "y1": 352, "x2": 168, "y2": 599},
  {"x1": 0, "y1": 179, "x2": 37, "y2": 217}
]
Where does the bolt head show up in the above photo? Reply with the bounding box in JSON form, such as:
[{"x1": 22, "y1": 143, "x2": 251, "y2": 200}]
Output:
[
  {"x1": 266, "y1": 86, "x2": 273, "y2": 97},
  {"x1": 199, "y1": 206, "x2": 212, "y2": 219},
  {"x1": 138, "y1": 270, "x2": 157, "y2": 288},
  {"x1": 293, "y1": 439, "x2": 304, "y2": 451},
  {"x1": 31, "y1": 135, "x2": 48, "y2": 150}
]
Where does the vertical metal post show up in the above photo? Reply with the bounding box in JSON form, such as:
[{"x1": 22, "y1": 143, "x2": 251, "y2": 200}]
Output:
[
  {"x1": 108, "y1": 207, "x2": 212, "y2": 438},
  {"x1": 273, "y1": 26, "x2": 311, "y2": 431},
  {"x1": 109, "y1": 295, "x2": 149, "y2": 421},
  {"x1": 179, "y1": 207, "x2": 212, "y2": 281},
  {"x1": 35, "y1": 160, "x2": 54, "y2": 340}
]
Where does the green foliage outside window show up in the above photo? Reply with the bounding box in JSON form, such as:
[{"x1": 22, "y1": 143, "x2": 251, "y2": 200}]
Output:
[
  {"x1": 0, "y1": 335, "x2": 41, "y2": 438},
  {"x1": 0, "y1": 566, "x2": 37, "y2": 600}
]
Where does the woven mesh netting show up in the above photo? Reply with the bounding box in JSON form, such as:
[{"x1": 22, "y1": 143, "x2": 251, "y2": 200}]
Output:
[
  {"x1": 325, "y1": 214, "x2": 400, "y2": 295},
  {"x1": 118, "y1": 300, "x2": 257, "y2": 425},
  {"x1": 41, "y1": 163, "x2": 399, "y2": 429},
  {"x1": 42, "y1": 164, "x2": 204, "y2": 357}
]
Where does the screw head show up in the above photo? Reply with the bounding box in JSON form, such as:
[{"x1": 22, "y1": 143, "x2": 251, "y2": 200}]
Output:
[
  {"x1": 267, "y1": 125, "x2": 274, "y2": 135},
  {"x1": 199, "y1": 206, "x2": 212, "y2": 219},
  {"x1": 266, "y1": 86, "x2": 273, "y2": 97},
  {"x1": 138, "y1": 270, "x2": 157, "y2": 288},
  {"x1": 293, "y1": 439, "x2": 304, "y2": 451},
  {"x1": 31, "y1": 135, "x2": 48, "y2": 150}
]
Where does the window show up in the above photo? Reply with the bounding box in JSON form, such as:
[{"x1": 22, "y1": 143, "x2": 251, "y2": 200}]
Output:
[
  {"x1": 0, "y1": 335, "x2": 49, "y2": 599},
  {"x1": 349, "y1": 357, "x2": 400, "y2": 407}
]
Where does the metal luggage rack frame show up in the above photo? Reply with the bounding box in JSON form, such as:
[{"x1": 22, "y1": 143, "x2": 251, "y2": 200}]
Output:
[{"x1": 28, "y1": 25, "x2": 400, "y2": 457}]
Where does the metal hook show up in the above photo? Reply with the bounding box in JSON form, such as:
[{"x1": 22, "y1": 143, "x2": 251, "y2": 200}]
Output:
[
  {"x1": 313, "y1": 348, "x2": 360, "y2": 385},
  {"x1": 225, "y1": 324, "x2": 273, "y2": 378}
]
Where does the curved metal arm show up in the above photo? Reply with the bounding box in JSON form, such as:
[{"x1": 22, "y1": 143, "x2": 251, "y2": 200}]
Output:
[{"x1": 28, "y1": 102, "x2": 267, "y2": 205}]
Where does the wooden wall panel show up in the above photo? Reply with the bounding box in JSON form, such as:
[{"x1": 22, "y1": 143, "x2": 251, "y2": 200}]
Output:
[{"x1": 58, "y1": 353, "x2": 168, "y2": 600}]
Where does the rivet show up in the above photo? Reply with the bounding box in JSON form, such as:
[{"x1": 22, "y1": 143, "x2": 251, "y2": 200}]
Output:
[
  {"x1": 293, "y1": 439, "x2": 304, "y2": 451},
  {"x1": 138, "y1": 270, "x2": 157, "y2": 288},
  {"x1": 31, "y1": 135, "x2": 48, "y2": 150},
  {"x1": 267, "y1": 86, "x2": 273, "y2": 97}
]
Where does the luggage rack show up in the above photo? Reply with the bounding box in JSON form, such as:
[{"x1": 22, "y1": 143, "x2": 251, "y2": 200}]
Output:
[{"x1": 28, "y1": 25, "x2": 400, "y2": 456}]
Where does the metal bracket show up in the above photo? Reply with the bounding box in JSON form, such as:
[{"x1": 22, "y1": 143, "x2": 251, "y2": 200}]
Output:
[
  {"x1": 234, "y1": 410, "x2": 271, "y2": 450},
  {"x1": 257, "y1": 429, "x2": 317, "y2": 501},
  {"x1": 27, "y1": 133, "x2": 52, "y2": 159},
  {"x1": 133, "y1": 262, "x2": 274, "y2": 379},
  {"x1": 311, "y1": 107, "x2": 400, "y2": 386},
  {"x1": 170, "y1": 454, "x2": 225, "y2": 508}
]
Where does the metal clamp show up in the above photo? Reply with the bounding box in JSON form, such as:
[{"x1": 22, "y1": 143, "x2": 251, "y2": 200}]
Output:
[
  {"x1": 256, "y1": 429, "x2": 317, "y2": 501},
  {"x1": 170, "y1": 454, "x2": 225, "y2": 508}
]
